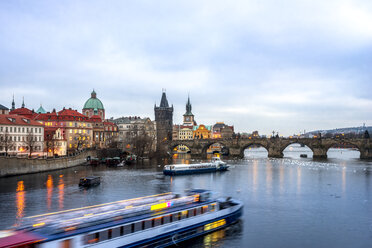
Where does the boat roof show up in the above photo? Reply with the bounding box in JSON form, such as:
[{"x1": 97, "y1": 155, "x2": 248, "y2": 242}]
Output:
[
  {"x1": 0, "y1": 231, "x2": 44, "y2": 248},
  {"x1": 81, "y1": 176, "x2": 100, "y2": 180},
  {"x1": 16, "y1": 191, "x2": 204, "y2": 235}
]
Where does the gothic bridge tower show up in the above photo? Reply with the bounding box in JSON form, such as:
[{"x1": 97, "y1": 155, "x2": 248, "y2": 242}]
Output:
[{"x1": 154, "y1": 90, "x2": 173, "y2": 153}]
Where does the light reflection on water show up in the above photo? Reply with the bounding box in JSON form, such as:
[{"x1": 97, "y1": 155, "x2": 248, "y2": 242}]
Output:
[{"x1": 0, "y1": 147, "x2": 371, "y2": 248}]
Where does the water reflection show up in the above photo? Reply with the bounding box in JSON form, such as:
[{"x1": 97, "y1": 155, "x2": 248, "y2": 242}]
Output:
[
  {"x1": 58, "y1": 175, "x2": 64, "y2": 210},
  {"x1": 265, "y1": 161, "x2": 272, "y2": 195},
  {"x1": 252, "y1": 160, "x2": 258, "y2": 197},
  {"x1": 297, "y1": 166, "x2": 302, "y2": 194},
  {"x1": 342, "y1": 166, "x2": 346, "y2": 194},
  {"x1": 203, "y1": 229, "x2": 225, "y2": 247},
  {"x1": 46, "y1": 175, "x2": 53, "y2": 210},
  {"x1": 16, "y1": 181, "x2": 25, "y2": 223}
]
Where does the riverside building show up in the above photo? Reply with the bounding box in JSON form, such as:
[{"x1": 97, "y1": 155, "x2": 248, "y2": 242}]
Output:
[{"x1": 0, "y1": 112, "x2": 44, "y2": 156}]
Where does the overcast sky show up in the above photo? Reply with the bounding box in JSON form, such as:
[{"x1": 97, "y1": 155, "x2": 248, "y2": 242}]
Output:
[{"x1": 1, "y1": 0, "x2": 372, "y2": 135}]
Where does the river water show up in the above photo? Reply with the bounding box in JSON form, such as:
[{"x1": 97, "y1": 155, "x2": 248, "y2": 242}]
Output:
[{"x1": 0, "y1": 145, "x2": 371, "y2": 248}]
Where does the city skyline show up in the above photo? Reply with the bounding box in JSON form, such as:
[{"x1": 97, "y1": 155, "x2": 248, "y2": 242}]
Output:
[{"x1": 1, "y1": 0, "x2": 372, "y2": 135}]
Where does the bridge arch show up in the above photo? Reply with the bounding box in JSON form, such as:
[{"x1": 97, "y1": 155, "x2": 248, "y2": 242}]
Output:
[
  {"x1": 240, "y1": 143, "x2": 269, "y2": 158},
  {"x1": 281, "y1": 141, "x2": 314, "y2": 158},
  {"x1": 201, "y1": 141, "x2": 230, "y2": 157},
  {"x1": 325, "y1": 140, "x2": 361, "y2": 159},
  {"x1": 169, "y1": 142, "x2": 193, "y2": 154}
]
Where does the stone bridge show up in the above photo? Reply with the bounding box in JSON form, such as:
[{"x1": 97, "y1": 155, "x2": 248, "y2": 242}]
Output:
[{"x1": 168, "y1": 138, "x2": 372, "y2": 159}]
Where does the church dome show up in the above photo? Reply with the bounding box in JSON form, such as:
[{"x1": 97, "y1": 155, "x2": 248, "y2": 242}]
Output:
[{"x1": 83, "y1": 90, "x2": 104, "y2": 110}]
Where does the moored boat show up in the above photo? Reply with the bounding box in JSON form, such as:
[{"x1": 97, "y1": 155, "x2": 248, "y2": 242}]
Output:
[
  {"x1": 0, "y1": 189, "x2": 243, "y2": 248},
  {"x1": 163, "y1": 157, "x2": 229, "y2": 175}
]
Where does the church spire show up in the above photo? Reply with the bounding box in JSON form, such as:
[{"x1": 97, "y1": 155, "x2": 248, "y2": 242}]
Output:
[
  {"x1": 185, "y1": 94, "x2": 193, "y2": 115},
  {"x1": 21, "y1": 97, "x2": 25, "y2": 108},
  {"x1": 11, "y1": 94, "x2": 15, "y2": 111}
]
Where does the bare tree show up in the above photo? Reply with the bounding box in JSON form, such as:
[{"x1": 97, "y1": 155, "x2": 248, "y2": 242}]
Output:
[
  {"x1": 0, "y1": 130, "x2": 15, "y2": 155},
  {"x1": 126, "y1": 125, "x2": 155, "y2": 158},
  {"x1": 24, "y1": 131, "x2": 37, "y2": 157}
]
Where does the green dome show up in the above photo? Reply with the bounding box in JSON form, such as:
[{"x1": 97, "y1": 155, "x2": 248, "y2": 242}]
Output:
[{"x1": 83, "y1": 90, "x2": 104, "y2": 110}]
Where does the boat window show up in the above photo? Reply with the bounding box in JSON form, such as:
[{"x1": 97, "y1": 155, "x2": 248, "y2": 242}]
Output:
[
  {"x1": 202, "y1": 205, "x2": 208, "y2": 214},
  {"x1": 210, "y1": 203, "x2": 216, "y2": 212},
  {"x1": 85, "y1": 233, "x2": 96, "y2": 244},
  {"x1": 100, "y1": 230, "x2": 108, "y2": 241},
  {"x1": 196, "y1": 207, "x2": 202, "y2": 215},
  {"x1": 108, "y1": 229, "x2": 112, "y2": 239},
  {"x1": 120, "y1": 226, "x2": 124, "y2": 236},
  {"x1": 172, "y1": 212, "x2": 180, "y2": 221},
  {"x1": 123, "y1": 224, "x2": 132, "y2": 235},
  {"x1": 163, "y1": 215, "x2": 171, "y2": 224},
  {"x1": 181, "y1": 210, "x2": 188, "y2": 219},
  {"x1": 153, "y1": 217, "x2": 162, "y2": 227},
  {"x1": 112, "y1": 227, "x2": 120, "y2": 238},
  {"x1": 188, "y1": 209, "x2": 195, "y2": 217},
  {"x1": 144, "y1": 219, "x2": 152, "y2": 229},
  {"x1": 134, "y1": 222, "x2": 142, "y2": 232},
  {"x1": 60, "y1": 239, "x2": 72, "y2": 248}
]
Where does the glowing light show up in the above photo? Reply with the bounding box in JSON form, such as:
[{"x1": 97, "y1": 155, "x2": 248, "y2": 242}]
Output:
[
  {"x1": 46, "y1": 175, "x2": 53, "y2": 210},
  {"x1": 33, "y1": 222, "x2": 45, "y2": 228},
  {"x1": 16, "y1": 181, "x2": 25, "y2": 221},
  {"x1": 150, "y1": 201, "x2": 173, "y2": 211},
  {"x1": 58, "y1": 177, "x2": 64, "y2": 210}
]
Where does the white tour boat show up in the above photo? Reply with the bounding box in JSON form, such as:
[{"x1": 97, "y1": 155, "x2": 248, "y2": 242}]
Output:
[
  {"x1": 163, "y1": 157, "x2": 229, "y2": 175},
  {"x1": 0, "y1": 189, "x2": 243, "y2": 248}
]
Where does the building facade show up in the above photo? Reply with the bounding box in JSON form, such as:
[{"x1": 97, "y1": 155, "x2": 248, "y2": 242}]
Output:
[
  {"x1": 112, "y1": 116, "x2": 155, "y2": 151},
  {"x1": 193, "y1": 124, "x2": 212, "y2": 139},
  {"x1": 0, "y1": 114, "x2": 44, "y2": 156}
]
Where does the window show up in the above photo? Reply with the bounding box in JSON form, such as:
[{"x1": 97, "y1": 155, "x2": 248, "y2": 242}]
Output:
[
  {"x1": 172, "y1": 212, "x2": 181, "y2": 222},
  {"x1": 181, "y1": 210, "x2": 188, "y2": 219},
  {"x1": 163, "y1": 215, "x2": 171, "y2": 224},
  {"x1": 123, "y1": 224, "x2": 132, "y2": 235},
  {"x1": 144, "y1": 219, "x2": 152, "y2": 230},
  {"x1": 134, "y1": 222, "x2": 142, "y2": 232},
  {"x1": 154, "y1": 217, "x2": 162, "y2": 227},
  {"x1": 99, "y1": 230, "x2": 108, "y2": 241},
  {"x1": 60, "y1": 239, "x2": 72, "y2": 248}
]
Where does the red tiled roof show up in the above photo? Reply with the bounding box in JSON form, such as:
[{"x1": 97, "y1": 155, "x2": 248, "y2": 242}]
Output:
[
  {"x1": 58, "y1": 108, "x2": 87, "y2": 118},
  {"x1": 90, "y1": 115, "x2": 102, "y2": 122},
  {"x1": 0, "y1": 114, "x2": 43, "y2": 126},
  {"x1": 9, "y1": 107, "x2": 36, "y2": 119},
  {"x1": 103, "y1": 121, "x2": 116, "y2": 126}
]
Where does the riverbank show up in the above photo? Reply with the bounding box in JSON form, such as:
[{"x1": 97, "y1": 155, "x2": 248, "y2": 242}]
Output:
[{"x1": 0, "y1": 150, "x2": 97, "y2": 177}]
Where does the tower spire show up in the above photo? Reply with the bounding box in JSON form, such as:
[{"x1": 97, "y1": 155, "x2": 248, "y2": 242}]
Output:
[
  {"x1": 11, "y1": 94, "x2": 15, "y2": 110},
  {"x1": 21, "y1": 97, "x2": 25, "y2": 108}
]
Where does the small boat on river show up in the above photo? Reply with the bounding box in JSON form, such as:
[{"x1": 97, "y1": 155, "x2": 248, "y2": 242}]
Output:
[
  {"x1": 78, "y1": 176, "x2": 101, "y2": 187},
  {"x1": 163, "y1": 157, "x2": 229, "y2": 175}
]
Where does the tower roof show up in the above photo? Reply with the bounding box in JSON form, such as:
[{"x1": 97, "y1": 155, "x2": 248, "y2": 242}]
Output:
[
  {"x1": 83, "y1": 90, "x2": 104, "y2": 110},
  {"x1": 184, "y1": 95, "x2": 193, "y2": 116},
  {"x1": 36, "y1": 104, "x2": 46, "y2": 114},
  {"x1": 160, "y1": 92, "x2": 169, "y2": 108}
]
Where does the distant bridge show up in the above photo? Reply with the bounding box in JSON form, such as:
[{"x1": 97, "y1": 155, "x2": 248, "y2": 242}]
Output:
[{"x1": 168, "y1": 138, "x2": 372, "y2": 159}]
